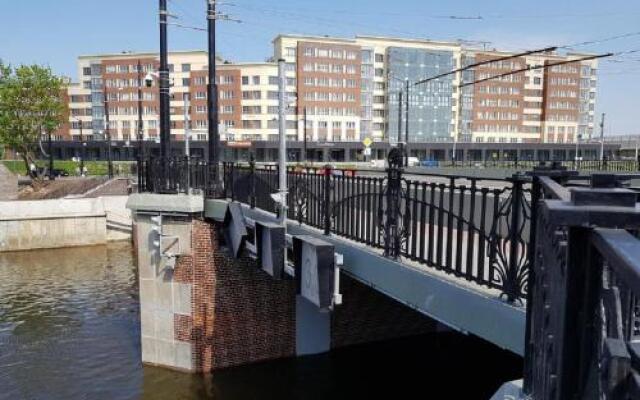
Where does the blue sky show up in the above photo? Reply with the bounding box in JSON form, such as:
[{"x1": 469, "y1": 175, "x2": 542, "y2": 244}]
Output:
[{"x1": 1, "y1": 0, "x2": 639, "y2": 133}]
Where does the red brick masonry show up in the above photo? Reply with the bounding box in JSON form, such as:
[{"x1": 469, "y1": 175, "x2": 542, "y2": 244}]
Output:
[
  {"x1": 171, "y1": 218, "x2": 437, "y2": 372},
  {"x1": 174, "y1": 219, "x2": 296, "y2": 372}
]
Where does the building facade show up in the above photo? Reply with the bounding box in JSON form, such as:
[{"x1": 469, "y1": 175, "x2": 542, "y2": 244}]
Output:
[{"x1": 58, "y1": 35, "x2": 598, "y2": 146}]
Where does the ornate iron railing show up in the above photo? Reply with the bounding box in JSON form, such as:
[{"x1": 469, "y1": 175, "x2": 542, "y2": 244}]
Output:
[
  {"x1": 137, "y1": 156, "x2": 213, "y2": 195},
  {"x1": 224, "y1": 148, "x2": 532, "y2": 302},
  {"x1": 523, "y1": 173, "x2": 640, "y2": 399},
  {"x1": 437, "y1": 159, "x2": 640, "y2": 172}
]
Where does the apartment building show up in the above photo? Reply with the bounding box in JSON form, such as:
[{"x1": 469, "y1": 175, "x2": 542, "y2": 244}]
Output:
[
  {"x1": 61, "y1": 35, "x2": 598, "y2": 145},
  {"x1": 465, "y1": 50, "x2": 598, "y2": 144}
]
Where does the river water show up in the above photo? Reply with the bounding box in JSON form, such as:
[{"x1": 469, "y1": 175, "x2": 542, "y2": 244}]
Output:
[{"x1": 0, "y1": 242, "x2": 522, "y2": 399}]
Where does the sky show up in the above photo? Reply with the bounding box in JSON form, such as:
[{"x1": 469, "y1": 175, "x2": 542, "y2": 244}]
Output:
[{"x1": 1, "y1": 0, "x2": 639, "y2": 134}]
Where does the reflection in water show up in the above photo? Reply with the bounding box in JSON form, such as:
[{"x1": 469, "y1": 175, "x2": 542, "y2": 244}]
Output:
[{"x1": 0, "y1": 242, "x2": 522, "y2": 399}]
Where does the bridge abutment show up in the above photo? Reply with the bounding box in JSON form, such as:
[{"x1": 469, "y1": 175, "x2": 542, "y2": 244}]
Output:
[{"x1": 128, "y1": 194, "x2": 439, "y2": 373}]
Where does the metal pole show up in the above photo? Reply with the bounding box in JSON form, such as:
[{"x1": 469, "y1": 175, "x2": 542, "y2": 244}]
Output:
[
  {"x1": 79, "y1": 120, "x2": 84, "y2": 176},
  {"x1": 137, "y1": 60, "x2": 144, "y2": 162},
  {"x1": 104, "y1": 94, "x2": 113, "y2": 179},
  {"x1": 48, "y1": 129, "x2": 54, "y2": 180},
  {"x1": 277, "y1": 59, "x2": 287, "y2": 226},
  {"x1": 207, "y1": 0, "x2": 220, "y2": 190},
  {"x1": 397, "y1": 90, "x2": 403, "y2": 144},
  {"x1": 183, "y1": 93, "x2": 190, "y2": 158},
  {"x1": 405, "y1": 79, "x2": 410, "y2": 167},
  {"x1": 303, "y1": 106, "x2": 307, "y2": 163},
  {"x1": 599, "y1": 113, "x2": 605, "y2": 161},
  {"x1": 159, "y1": 0, "x2": 171, "y2": 167}
]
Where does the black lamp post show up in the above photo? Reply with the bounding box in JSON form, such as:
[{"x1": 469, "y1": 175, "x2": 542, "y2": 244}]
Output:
[{"x1": 103, "y1": 90, "x2": 114, "y2": 179}]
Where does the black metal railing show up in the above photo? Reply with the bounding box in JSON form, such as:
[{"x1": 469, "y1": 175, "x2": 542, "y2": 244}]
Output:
[
  {"x1": 224, "y1": 148, "x2": 532, "y2": 302},
  {"x1": 436, "y1": 159, "x2": 640, "y2": 172},
  {"x1": 523, "y1": 173, "x2": 640, "y2": 399},
  {"x1": 138, "y1": 156, "x2": 213, "y2": 195}
]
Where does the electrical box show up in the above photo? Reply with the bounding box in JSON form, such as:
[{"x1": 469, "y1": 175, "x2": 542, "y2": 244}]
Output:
[
  {"x1": 223, "y1": 202, "x2": 247, "y2": 258},
  {"x1": 255, "y1": 221, "x2": 286, "y2": 279},
  {"x1": 293, "y1": 235, "x2": 335, "y2": 310}
]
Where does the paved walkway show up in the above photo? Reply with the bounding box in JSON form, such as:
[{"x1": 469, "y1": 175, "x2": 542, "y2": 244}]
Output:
[{"x1": 0, "y1": 163, "x2": 18, "y2": 200}]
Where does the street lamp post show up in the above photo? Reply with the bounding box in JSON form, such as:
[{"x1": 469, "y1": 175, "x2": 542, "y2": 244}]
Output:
[
  {"x1": 302, "y1": 106, "x2": 307, "y2": 163},
  {"x1": 47, "y1": 128, "x2": 54, "y2": 180},
  {"x1": 137, "y1": 60, "x2": 144, "y2": 164},
  {"x1": 103, "y1": 91, "x2": 114, "y2": 179},
  {"x1": 207, "y1": 0, "x2": 220, "y2": 192}
]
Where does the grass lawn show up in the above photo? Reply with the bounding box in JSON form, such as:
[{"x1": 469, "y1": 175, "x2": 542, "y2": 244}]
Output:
[{"x1": 2, "y1": 160, "x2": 136, "y2": 176}]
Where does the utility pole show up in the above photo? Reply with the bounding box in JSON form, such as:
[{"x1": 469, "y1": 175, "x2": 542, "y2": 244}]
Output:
[
  {"x1": 277, "y1": 59, "x2": 287, "y2": 226},
  {"x1": 47, "y1": 129, "x2": 54, "y2": 180},
  {"x1": 159, "y1": 0, "x2": 171, "y2": 163},
  {"x1": 104, "y1": 93, "x2": 114, "y2": 179},
  {"x1": 404, "y1": 79, "x2": 409, "y2": 166},
  {"x1": 79, "y1": 120, "x2": 85, "y2": 176},
  {"x1": 303, "y1": 106, "x2": 307, "y2": 163},
  {"x1": 137, "y1": 60, "x2": 144, "y2": 163},
  {"x1": 183, "y1": 93, "x2": 191, "y2": 158},
  {"x1": 207, "y1": 0, "x2": 220, "y2": 191},
  {"x1": 397, "y1": 90, "x2": 403, "y2": 144},
  {"x1": 599, "y1": 112, "x2": 606, "y2": 161}
]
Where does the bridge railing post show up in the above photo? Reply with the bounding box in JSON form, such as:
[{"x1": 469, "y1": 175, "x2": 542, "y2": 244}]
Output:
[
  {"x1": 249, "y1": 155, "x2": 256, "y2": 209},
  {"x1": 378, "y1": 146, "x2": 407, "y2": 260},
  {"x1": 323, "y1": 164, "x2": 332, "y2": 235},
  {"x1": 523, "y1": 172, "x2": 640, "y2": 399}
]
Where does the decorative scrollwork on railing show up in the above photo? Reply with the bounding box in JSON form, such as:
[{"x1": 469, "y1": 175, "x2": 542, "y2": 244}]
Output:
[
  {"x1": 377, "y1": 147, "x2": 411, "y2": 260},
  {"x1": 526, "y1": 211, "x2": 569, "y2": 400},
  {"x1": 488, "y1": 180, "x2": 531, "y2": 303},
  {"x1": 289, "y1": 174, "x2": 310, "y2": 224}
]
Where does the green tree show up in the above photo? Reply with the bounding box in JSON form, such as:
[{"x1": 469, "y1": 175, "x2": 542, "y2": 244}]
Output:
[{"x1": 0, "y1": 61, "x2": 67, "y2": 179}]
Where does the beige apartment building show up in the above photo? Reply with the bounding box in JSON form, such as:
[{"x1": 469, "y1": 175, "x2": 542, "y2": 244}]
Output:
[{"x1": 59, "y1": 35, "x2": 598, "y2": 145}]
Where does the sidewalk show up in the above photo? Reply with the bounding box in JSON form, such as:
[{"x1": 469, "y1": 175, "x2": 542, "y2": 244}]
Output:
[{"x1": 0, "y1": 163, "x2": 18, "y2": 200}]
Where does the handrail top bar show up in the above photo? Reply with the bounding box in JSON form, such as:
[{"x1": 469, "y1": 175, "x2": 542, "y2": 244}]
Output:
[
  {"x1": 539, "y1": 176, "x2": 572, "y2": 201},
  {"x1": 591, "y1": 228, "x2": 640, "y2": 291}
]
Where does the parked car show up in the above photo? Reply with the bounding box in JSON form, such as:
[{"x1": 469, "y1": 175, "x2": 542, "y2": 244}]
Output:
[{"x1": 421, "y1": 159, "x2": 439, "y2": 168}]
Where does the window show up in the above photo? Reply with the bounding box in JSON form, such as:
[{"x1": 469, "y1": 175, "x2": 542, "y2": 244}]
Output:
[
  {"x1": 242, "y1": 90, "x2": 261, "y2": 100},
  {"x1": 375, "y1": 53, "x2": 384, "y2": 63},
  {"x1": 181, "y1": 64, "x2": 191, "y2": 72},
  {"x1": 285, "y1": 47, "x2": 296, "y2": 57},
  {"x1": 303, "y1": 47, "x2": 314, "y2": 57},
  {"x1": 269, "y1": 76, "x2": 279, "y2": 85},
  {"x1": 221, "y1": 105, "x2": 234, "y2": 114},
  {"x1": 196, "y1": 105, "x2": 207, "y2": 114},
  {"x1": 252, "y1": 76, "x2": 260, "y2": 85},
  {"x1": 242, "y1": 120, "x2": 261, "y2": 129},
  {"x1": 533, "y1": 77, "x2": 541, "y2": 85},
  {"x1": 220, "y1": 75, "x2": 234, "y2": 84},
  {"x1": 220, "y1": 90, "x2": 234, "y2": 100},
  {"x1": 168, "y1": 64, "x2": 174, "y2": 73},
  {"x1": 375, "y1": 68, "x2": 384, "y2": 77},
  {"x1": 194, "y1": 76, "x2": 206, "y2": 85},
  {"x1": 83, "y1": 67, "x2": 92, "y2": 76},
  {"x1": 195, "y1": 91, "x2": 206, "y2": 100},
  {"x1": 242, "y1": 76, "x2": 249, "y2": 85},
  {"x1": 242, "y1": 106, "x2": 261, "y2": 114},
  {"x1": 182, "y1": 78, "x2": 190, "y2": 87},
  {"x1": 346, "y1": 121, "x2": 356, "y2": 129}
]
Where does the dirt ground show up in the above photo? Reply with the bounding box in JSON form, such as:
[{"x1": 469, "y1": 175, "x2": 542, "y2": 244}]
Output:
[{"x1": 17, "y1": 177, "x2": 109, "y2": 200}]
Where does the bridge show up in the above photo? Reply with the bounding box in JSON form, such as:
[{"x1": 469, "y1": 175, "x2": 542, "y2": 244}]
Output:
[{"x1": 127, "y1": 151, "x2": 640, "y2": 399}]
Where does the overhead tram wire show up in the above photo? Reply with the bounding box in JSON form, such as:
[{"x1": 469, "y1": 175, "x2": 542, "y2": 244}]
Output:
[
  {"x1": 412, "y1": 46, "x2": 558, "y2": 87},
  {"x1": 458, "y1": 53, "x2": 614, "y2": 88}
]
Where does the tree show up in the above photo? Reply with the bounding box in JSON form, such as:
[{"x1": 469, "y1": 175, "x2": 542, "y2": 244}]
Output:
[{"x1": 0, "y1": 62, "x2": 67, "y2": 180}]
